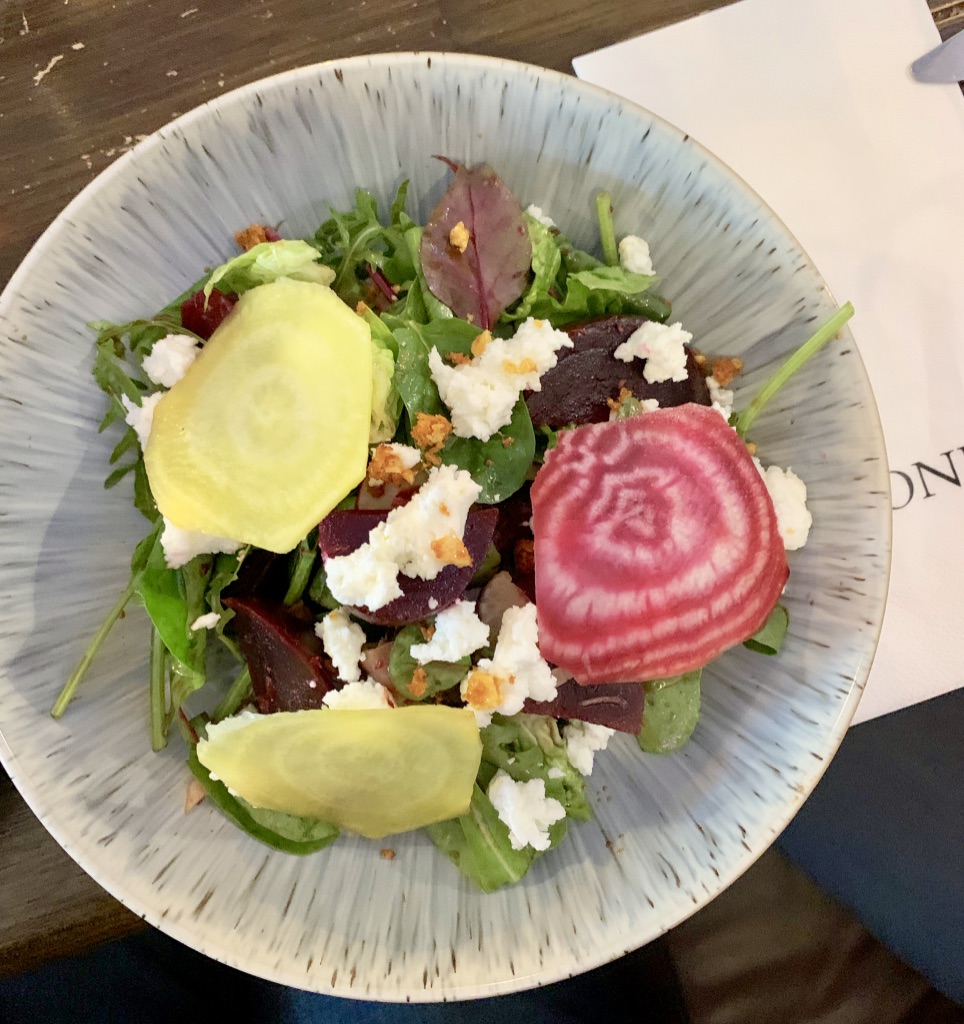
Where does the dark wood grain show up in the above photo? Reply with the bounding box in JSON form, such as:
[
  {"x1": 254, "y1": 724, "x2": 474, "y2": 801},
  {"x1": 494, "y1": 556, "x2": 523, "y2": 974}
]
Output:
[{"x1": 0, "y1": 0, "x2": 957, "y2": 977}]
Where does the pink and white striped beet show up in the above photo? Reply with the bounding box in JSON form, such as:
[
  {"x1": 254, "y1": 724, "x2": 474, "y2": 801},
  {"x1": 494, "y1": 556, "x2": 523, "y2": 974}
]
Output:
[{"x1": 531, "y1": 405, "x2": 789, "y2": 683}]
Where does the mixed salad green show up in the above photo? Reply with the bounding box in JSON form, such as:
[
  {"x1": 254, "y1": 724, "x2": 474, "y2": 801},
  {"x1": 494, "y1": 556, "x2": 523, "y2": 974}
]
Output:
[{"x1": 53, "y1": 161, "x2": 853, "y2": 890}]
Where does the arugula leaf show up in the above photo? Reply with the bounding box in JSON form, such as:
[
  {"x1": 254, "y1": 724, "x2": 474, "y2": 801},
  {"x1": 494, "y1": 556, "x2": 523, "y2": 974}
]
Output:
[
  {"x1": 744, "y1": 604, "x2": 789, "y2": 655},
  {"x1": 425, "y1": 785, "x2": 535, "y2": 892},
  {"x1": 388, "y1": 624, "x2": 470, "y2": 701},
  {"x1": 187, "y1": 746, "x2": 338, "y2": 854}
]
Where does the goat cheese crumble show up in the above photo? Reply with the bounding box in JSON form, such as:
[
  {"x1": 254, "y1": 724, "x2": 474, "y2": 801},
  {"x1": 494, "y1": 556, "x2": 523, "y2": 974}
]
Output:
[
  {"x1": 324, "y1": 465, "x2": 481, "y2": 610},
  {"x1": 142, "y1": 333, "x2": 201, "y2": 388},
  {"x1": 159, "y1": 517, "x2": 241, "y2": 570},
  {"x1": 409, "y1": 600, "x2": 489, "y2": 664},
  {"x1": 706, "y1": 375, "x2": 735, "y2": 421},
  {"x1": 316, "y1": 608, "x2": 367, "y2": 683},
  {"x1": 756, "y1": 461, "x2": 812, "y2": 551},
  {"x1": 525, "y1": 204, "x2": 556, "y2": 229},
  {"x1": 487, "y1": 770, "x2": 566, "y2": 851},
  {"x1": 563, "y1": 721, "x2": 615, "y2": 776},
  {"x1": 121, "y1": 392, "x2": 163, "y2": 450},
  {"x1": 189, "y1": 612, "x2": 221, "y2": 632},
  {"x1": 460, "y1": 603, "x2": 557, "y2": 721},
  {"x1": 618, "y1": 234, "x2": 654, "y2": 276},
  {"x1": 321, "y1": 679, "x2": 394, "y2": 710},
  {"x1": 428, "y1": 317, "x2": 573, "y2": 441},
  {"x1": 614, "y1": 321, "x2": 692, "y2": 384}
]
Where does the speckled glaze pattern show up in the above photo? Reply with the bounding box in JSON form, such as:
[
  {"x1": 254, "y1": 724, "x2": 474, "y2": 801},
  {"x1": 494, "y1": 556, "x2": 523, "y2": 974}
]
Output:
[{"x1": 0, "y1": 53, "x2": 890, "y2": 1001}]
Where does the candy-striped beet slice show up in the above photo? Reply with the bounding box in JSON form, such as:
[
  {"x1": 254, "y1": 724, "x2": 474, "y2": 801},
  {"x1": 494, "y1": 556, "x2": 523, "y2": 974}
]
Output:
[{"x1": 531, "y1": 405, "x2": 788, "y2": 683}]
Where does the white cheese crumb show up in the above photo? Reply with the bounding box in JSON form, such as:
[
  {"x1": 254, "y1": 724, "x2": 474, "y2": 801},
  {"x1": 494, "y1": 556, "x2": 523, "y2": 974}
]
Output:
[
  {"x1": 315, "y1": 608, "x2": 366, "y2": 683},
  {"x1": 525, "y1": 204, "x2": 556, "y2": 229},
  {"x1": 160, "y1": 517, "x2": 241, "y2": 569},
  {"x1": 706, "y1": 374, "x2": 735, "y2": 421},
  {"x1": 614, "y1": 321, "x2": 692, "y2": 384},
  {"x1": 189, "y1": 612, "x2": 221, "y2": 631},
  {"x1": 409, "y1": 600, "x2": 489, "y2": 664},
  {"x1": 756, "y1": 461, "x2": 812, "y2": 551},
  {"x1": 428, "y1": 317, "x2": 573, "y2": 441},
  {"x1": 142, "y1": 333, "x2": 201, "y2": 388},
  {"x1": 563, "y1": 721, "x2": 615, "y2": 776},
  {"x1": 121, "y1": 391, "x2": 163, "y2": 449},
  {"x1": 461, "y1": 603, "x2": 557, "y2": 717},
  {"x1": 322, "y1": 679, "x2": 393, "y2": 710},
  {"x1": 547, "y1": 766, "x2": 565, "y2": 780},
  {"x1": 428, "y1": 597, "x2": 439, "y2": 610},
  {"x1": 324, "y1": 465, "x2": 481, "y2": 610},
  {"x1": 487, "y1": 770, "x2": 565, "y2": 851},
  {"x1": 618, "y1": 234, "x2": 654, "y2": 276}
]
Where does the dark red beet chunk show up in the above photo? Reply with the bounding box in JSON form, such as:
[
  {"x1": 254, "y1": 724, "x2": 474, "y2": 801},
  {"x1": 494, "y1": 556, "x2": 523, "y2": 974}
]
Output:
[
  {"x1": 263, "y1": 225, "x2": 282, "y2": 242},
  {"x1": 525, "y1": 315, "x2": 710, "y2": 428},
  {"x1": 318, "y1": 507, "x2": 498, "y2": 626},
  {"x1": 180, "y1": 287, "x2": 237, "y2": 340},
  {"x1": 524, "y1": 679, "x2": 645, "y2": 734},
  {"x1": 224, "y1": 597, "x2": 338, "y2": 713}
]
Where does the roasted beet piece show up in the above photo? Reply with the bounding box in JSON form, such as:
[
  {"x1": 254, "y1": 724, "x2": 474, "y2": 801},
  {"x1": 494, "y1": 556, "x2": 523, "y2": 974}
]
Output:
[
  {"x1": 525, "y1": 315, "x2": 710, "y2": 428},
  {"x1": 224, "y1": 597, "x2": 338, "y2": 713},
  {"x1": 318, "y1": 507, "x2": 498, "y2": 626},
  {"x1": 524, "y1": 679, "x2": 645, "y2": 735},
  {"x1": 180, "y1": 287, "x2": 237, "y2": 340}
]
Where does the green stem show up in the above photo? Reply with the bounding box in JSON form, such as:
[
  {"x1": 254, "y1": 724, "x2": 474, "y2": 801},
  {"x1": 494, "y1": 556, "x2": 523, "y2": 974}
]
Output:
[
  {"x1": 149, "y1": 626, "x2": 168, "y2": 751},
  {"x1": 50, "y1": 577, "x2": 138, "y2": 718},
  {"x1": 595, "y1": 191, "x2": 619, "y2": 267},
  {"x1": 283, "y1": 538, "x2": 317, "y2": 606},
  {"x1": 213, "y1": 666, "x2": 252, "y2": 723},
  {"x1": 733, "y1": 302, "x2": 855, "y2": 438}
]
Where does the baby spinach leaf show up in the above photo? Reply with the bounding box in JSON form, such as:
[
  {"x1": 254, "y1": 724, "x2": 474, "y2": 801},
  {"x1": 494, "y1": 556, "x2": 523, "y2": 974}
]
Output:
[
  {"x1": 420, "y1": 162, "x2": 532, "y2": 330},
  {"x1": 638, "y1": 669, "x2": 702, "y2": 754},
  {"x1": 389, "y1": 624, "x2": 470, "y2": 701},
  {"x1": 501, "y1": 214, "x2": 563, "y2": 324},
  {"x1": 744, "y1": 604, "x2": 789, "y2": 655}
]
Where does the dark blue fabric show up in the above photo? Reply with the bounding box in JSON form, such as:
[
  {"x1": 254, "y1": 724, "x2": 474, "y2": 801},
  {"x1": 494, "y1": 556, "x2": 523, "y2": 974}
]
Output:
[
  {"x1": 779, "y1": 688, "x2": 964, "y2": 1004},
  {"x1": 0, "y1": 928, "x2": 685, "y2": 1023}
]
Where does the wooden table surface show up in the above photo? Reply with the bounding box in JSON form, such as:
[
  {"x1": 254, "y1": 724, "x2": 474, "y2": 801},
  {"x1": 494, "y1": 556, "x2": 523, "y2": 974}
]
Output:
[{"x1": 0, "y1": 0, "x2": 960, "y2": 980}]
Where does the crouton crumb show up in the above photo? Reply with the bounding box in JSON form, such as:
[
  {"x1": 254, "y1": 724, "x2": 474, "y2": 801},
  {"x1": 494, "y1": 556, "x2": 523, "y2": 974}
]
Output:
[
  {"x1": 367, "y1": 444, "x2": 420, "y2": 488},
  {"x1": 447, "y1": 351, "x2": 473, "y2": 366},
  {"x1": 380, "y1": 848, "x2": 396, "y2": 860},
  {"x1": 711, "y1": 356, "x2": 744, "y2": 387},
  {"x1": 431, "y1": 534, "x2": 472, "y2": 567},
  {"x1": 449, "y1": 220, "x2": 470, "y2": 253},
  {"x1": 409, "y1": 666, "x2": 429, "y2": 698},
  {"x1": 411, "y1": 412, "x2": 454, "y2": 465},
  {"x1": 462, "y1": 668, "x2": 504, "y2": 711},
  {"x1": 234, "y1": 224, "x2": 272, "y2": 251},
  {"x1": 501, "y1": 436, "x2": 515, "y2": 448},
  {"x1": 607, "y1": 385, "x2": 635, "y2": 411},
  {"x1": 514, "y1": 539, "x2": 536, "y2": 575}
]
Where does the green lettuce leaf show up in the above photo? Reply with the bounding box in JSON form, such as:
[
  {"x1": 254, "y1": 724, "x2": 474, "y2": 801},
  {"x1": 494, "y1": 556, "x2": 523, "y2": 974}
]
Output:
[
  {"x1": 388, "y1": 624, "x2": 470, "y2": 701},
  {"x1": 203, "y1": 239, "x2": 335, "y2": 300}
]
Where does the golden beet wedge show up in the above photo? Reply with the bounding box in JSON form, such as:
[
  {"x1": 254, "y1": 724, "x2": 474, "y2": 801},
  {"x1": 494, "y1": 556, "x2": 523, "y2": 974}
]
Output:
[
  {"x1": 145, "y1": 277, "x2": 371, "y2": 553},
  {"x1": 197, "y1": 706, "x2": 483, "y2": 839}
]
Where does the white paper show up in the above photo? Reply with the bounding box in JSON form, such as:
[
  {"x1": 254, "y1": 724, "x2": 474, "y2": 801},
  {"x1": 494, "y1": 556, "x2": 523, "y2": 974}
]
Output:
[{"x1": 575, "y1": 0, "x2": 964, "y2": 723}]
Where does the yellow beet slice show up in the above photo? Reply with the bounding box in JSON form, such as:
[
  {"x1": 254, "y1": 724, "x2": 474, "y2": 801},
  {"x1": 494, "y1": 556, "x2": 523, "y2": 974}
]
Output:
[
  {"x1": 145, "y1": 277, "x2": 371, "y2": 553},
  {"x1": 196, "y1": 705, "x2": 483, "y2": 839}
]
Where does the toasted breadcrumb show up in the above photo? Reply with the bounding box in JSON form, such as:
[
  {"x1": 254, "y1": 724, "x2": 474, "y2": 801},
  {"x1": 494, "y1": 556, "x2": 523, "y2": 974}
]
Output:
[
  {"x1": 449, "y1": 221, "x2": 470, "y2": 253},
  {"x1": 185, "y1": 777, "x2": 206, "y2": 813},
  {"x1": 411, "y1": 412, "x2": 454, "y2": 465},
  {"x1": 367, "y1": 444, "x2": 420, "y2": 487},
  {"x1": 501, "y1": 436, "x2": 515, "y2": 448},
  {"x1": 710, "y1": 356, "x2": 744, "y2": 387},
  {"x1": 607, "y1": 385, "x2": 635, "y2": 411},
  {"x1": 471, "y1": 331, "x2": 492, "y2": 358},
  {"x1": 745, "y1": 441, "x2": 758, "y2": 456},
  {"x1": 692, "y1": 350, "x2": 708, "y2": 369},
  {"x1": 234, "y1": 224, "x2": 272, "y2": 251},
  {"x1": 431, "y1": 534, "x2": 472, "y2": 567},
  {"x1": 439, "y1": 503, "x2": 451, "y2": 516},
  {"x1": 462, "y1": 668, "x2": 504, "y2": 711},
  {"x1": 447, "y1": 351, "x2": 473, "y2": 366},
  {"x1": 409, "y1": 666, "x2": 429, "y2": 697},
  {"x1": 380, "y1": 848, "x2": 397, "y2": 860}
]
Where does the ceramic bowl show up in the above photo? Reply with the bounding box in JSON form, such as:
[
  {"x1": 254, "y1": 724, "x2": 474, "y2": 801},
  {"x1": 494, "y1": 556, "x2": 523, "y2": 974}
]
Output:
[{"x1": 0, "y1": 52, "x2": 890, "y2": 1000}]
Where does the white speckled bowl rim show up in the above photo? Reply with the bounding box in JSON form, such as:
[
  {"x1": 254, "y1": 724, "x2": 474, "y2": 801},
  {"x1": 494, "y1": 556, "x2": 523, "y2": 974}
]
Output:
[{"x1": 0, "y1": 52, "x2": 891, "y2": 1002}]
